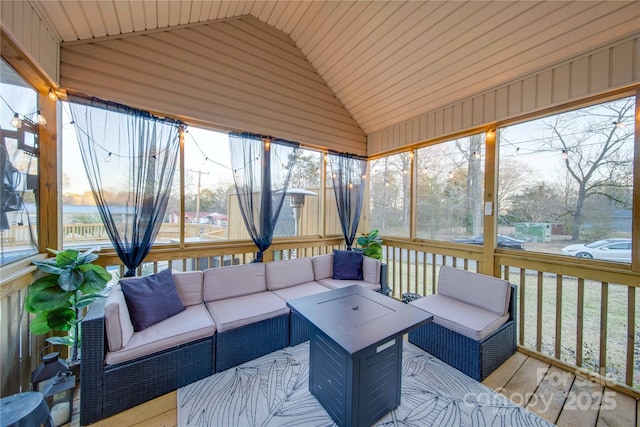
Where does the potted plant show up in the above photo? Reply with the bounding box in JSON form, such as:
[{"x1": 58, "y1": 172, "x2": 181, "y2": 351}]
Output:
[
  {"x1": 25, "y1": 248, "x2": 112, "y2": 365},
  {"x1": 356, "y1": 229, "x2": 383, "y2": 260}
]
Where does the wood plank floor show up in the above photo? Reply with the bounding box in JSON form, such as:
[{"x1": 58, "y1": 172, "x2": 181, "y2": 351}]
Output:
[{"x1": 70, "y1": 351, "x2": 639, "y2": 427}]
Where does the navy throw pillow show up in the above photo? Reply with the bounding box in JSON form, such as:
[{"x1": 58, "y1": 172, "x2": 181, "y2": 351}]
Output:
[
  {"x1": 332, "y1": 249, "x2": 364, "y2": 280},
  {"x1": 120, "y1": 269, "x2": 186, "y2": 332}
]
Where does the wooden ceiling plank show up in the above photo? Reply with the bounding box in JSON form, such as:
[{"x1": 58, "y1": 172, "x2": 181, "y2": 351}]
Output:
[
  {"x1": 319, "y1": 1, "x2": 406, "y2": 82},
  {"x1": 33, "y1": 0, "x2": 74, "y2": 41},
  {"x1": 256, "y1": 1, "x2": 277, "y2": 23},
  {"x1": 97, "y1": 1, "x2": 121, "y2": 36},
  {"x1": 178, "y1": 0, "x2": 192, "y2": 25},
  {"x1": 306, "y1": 1, "x2": 372, "y2": 68},
  {"x1": 264, "y1": 1, "x2": 292, "y2": 29},
  {"x1": 337, "y1": 1, "x2": 525, "y2": 104},
  {"x1": 353, "y1": 1, "x2": 623, "y2": 122},
  {"x1": 199, "y1": 0, "x2": 213, "y2": 21},
  {"x1": 294, "y1": 1, "x2": 341, "y2": 52},
  {"x1": 346, "y1": 1, "x2": 590, "y2": 118},
  {"x1": 288, "y1": 1, "x2": 324, "y2": 43},
  {"x1": 64, "y1": 0, "x2": 97, "y2": 39},
  {"x1": 113, "y1": 1, "x2": 134, "y2": 35},
  {"x1": 190, "y1": 0, "x2": 204, "y2": 23},
  {"x1": 156, "y1": 1, "x2": 170, "y2": 28},
  {"x1": 280, "y1": 1, "x2": 311, "y2": 36},
  {"x1": 129, "y1": 1, "x2": 146, "y2": 32},
  {"x1": 144, "y1": 0, "x2": 158, "y2": 30},
  {"x1": 329, "y1": 0, "x2": 466, "y2": 94}
]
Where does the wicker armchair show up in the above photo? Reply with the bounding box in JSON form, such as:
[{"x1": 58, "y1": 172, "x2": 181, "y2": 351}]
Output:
[{"x1": 408, "y1": 283, "x2": 517, "y2": 382}]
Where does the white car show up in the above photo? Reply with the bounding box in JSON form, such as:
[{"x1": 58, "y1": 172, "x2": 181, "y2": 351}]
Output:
[{"x1": 561, "y1": 238, "x2": 632, "y2": 263}]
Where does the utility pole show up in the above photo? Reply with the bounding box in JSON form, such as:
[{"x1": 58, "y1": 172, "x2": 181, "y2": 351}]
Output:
[{"x1": 190, "y1": 169, "x2": 209, "y2": 225}]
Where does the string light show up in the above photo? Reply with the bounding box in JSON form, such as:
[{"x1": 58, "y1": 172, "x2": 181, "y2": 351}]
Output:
[
  {"x1": 37, "y1": 110, "x2": 47, "y2": 126},
  {"x1": 473, "y1": 151, "x2": 481, "y2": 160},
  {"x1": 10, "y1": 113, "x2": 22, "y2": 128},
  {"x1": 448, "y1": 171, "x2": 454, "y2": 179},
  {"x1": 48, "y1": 88, "x2": 58, "y2": 101},
  {"x1": 512, "y1": 147, "x2": 520, "y2": 156},
  {"x1": 612, "y1": 121, "x2": 626, "y2": 129},
  {"x1": 104, "y1": 152, "x2": 112, "y2": 162},
  {"x1": 561, "y1": 149, "x2": 568, "y2": 160}
]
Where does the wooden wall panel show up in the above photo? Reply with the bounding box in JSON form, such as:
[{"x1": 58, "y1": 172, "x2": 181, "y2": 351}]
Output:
[
  {"x1": 60, "y1": 16, "x2": 366, "y2": 155},
  {"x1": 0, "y1": 1, "x2": 59, "y2": 84},
  {"x1": 368, "y1": 33, "x2": 640, "y2": 156}
]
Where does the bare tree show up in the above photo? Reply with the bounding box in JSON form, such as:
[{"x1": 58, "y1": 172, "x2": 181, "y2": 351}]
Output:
[{"x1": 538, "y1": 97, "x2": 635, "y2": 240}]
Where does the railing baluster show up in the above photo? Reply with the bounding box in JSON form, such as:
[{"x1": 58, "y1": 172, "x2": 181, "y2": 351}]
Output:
[
  {"x1": 600, "y1": 282, "x2": 609, "y2": 376},
  {"x1": 537, "y1": 271, "x2": 543, "y2": 353},
  {"x1": 577, "y1": 278, "x2": 585, "y2": 367},
  {"x1": 519, "y1": 267, "x2": 525, "y2": 346},
  {"x1": 626, "y1": 286, "x2": 636, "y2": 386},
  {"x1": 556, "y1": 274, "x2": 563, "y2": 360}
]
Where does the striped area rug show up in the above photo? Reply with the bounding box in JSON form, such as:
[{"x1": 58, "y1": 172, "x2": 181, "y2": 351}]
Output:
[{"x1": 178, "y1": 341, "x2": 553, "y2": 427}]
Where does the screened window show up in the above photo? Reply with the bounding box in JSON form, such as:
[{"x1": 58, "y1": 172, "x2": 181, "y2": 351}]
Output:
[
  {"x1": 0, "y1": 58, "x2": 40, "y2": 265},
  {"x1": 498, "y1": 96, "x2": 635, "y2": 262},
  {"x1": 369, "y1": 152, "x2": 411, "y2": 238},
  {"x1": 415, "y1": 134, "x2": 485, "y2": 242}
]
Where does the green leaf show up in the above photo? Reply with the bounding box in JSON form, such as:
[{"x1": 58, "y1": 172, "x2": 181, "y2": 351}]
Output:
[
  {"x1": 77, "y1": 249, "x2": 99, "y2": 265},
  {"x1": 46, "y1": 336, "x2": 74, "y2": 347},
  {"x1": 79, "y1": 269, "x2": 109, "y2": 294},
  {"x1": 58, "y1": 268, "x2": 83, "y2": 292},
  {"x1": 29, "y1": 313, "x2": 54, "y2": 335},
  {"x1": 46, "y1": 307, "x2": 75, "y2": 331},
  {"x1": 78, "y1": 263, "x2": 112, "y2": 282},
  {"x1": 55, "y1": 249, "x2": 79, "y2": 268},
  {"x1": 356, "y1": 236, "x2": 367, "y2": 247},
  {"x1": 32, "y1": 261, "x2": 64, "y2": 275},
  {"x1": 27, "y1": 284, "x2": 73, "y2": 312}
]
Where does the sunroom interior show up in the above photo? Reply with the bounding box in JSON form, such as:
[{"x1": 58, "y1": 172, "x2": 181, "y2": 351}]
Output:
[{"x1": 1, "y1": 1, "x2": 639, "y2": 426}]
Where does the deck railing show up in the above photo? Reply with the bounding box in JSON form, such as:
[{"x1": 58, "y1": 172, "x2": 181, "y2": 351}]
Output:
[
  {"x1": 382, "y1": 237, "x2": 639, "y2": 397},
  {"x1": 2, "y1": 236, "x2": 638, "y2": 400}
]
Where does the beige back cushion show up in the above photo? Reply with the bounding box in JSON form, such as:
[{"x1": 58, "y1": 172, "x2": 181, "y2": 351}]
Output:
[
  {"x1": 437, "y1": 266, "x2": 511, "y2": 316},
  {"x1": 104, "y1": 285, "x2": 134, "y2": 352},
  {"x1": 173, "y1": 270, "x2": 203, "y2": 306},
  {"x1": 266, "y1": 258, "x2": 315, "y2": 290},
  {"x1": 362, "y1": 256, "x2": 381, "y2": 284},
  {"x1": 203, "y1": 263, "x2": 266, "y2": 302},
  {"x1": 311, "y1": 254, "x2": 333, "y2": 280}
]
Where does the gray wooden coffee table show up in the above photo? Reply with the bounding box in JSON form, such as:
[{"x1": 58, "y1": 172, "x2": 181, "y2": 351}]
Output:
[{"x1": 287, "y1": 285, "x2": 433, "y2": 427}]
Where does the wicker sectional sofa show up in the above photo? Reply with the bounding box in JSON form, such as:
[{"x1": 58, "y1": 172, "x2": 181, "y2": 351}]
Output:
[{"x1": 80, "y1": 253, "x2": 388, "y2": 425}]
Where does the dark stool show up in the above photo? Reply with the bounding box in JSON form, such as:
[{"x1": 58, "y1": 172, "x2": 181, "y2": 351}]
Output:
[
  {"x1": 0, "y1": 391, "x2": 51, "y2": 427},
  {"x1": 402, "y1": 292, "x2": 422, "y2": 304}
]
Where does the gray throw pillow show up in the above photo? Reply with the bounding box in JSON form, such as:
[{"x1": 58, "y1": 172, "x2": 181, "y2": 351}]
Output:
[
  {"x1": 120, "y1": 269, "x2": 186, "y2": 332},
  {"x1": 332, "y1": 249, "x2": 364, "y2": 280}
]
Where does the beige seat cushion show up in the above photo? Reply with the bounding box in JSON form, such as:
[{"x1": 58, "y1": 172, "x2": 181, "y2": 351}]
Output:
[
  {"x1": 173, "y1": 270, "x2": 204, "y2": 306},
  {"x1": 410, "y1": 294, "x2": 509, "y2": 341},
  {"x1": 105, "y1": 304, "x2": 215, "y2": 365},
  {"x1": 203, "y1": 263, "x2": 266, "y2": 302},
  {"x1": 271, "y1": 281, "x2": 331, "y2": 302},
  {"x1": 311, "y1": 254, "x2": 333, "y2": 280},
  {"x1": 205, "y1": 291, "x2": 289, "y2": 333},
  {"x1": 437, "y1": 266, "x2": 511, "y2": 316},
  {"x1": 316, "y1": 278, "x2": 380, "y2": 291},
  {"x1": 266, "y1": 258, "x2": 315, "y2": 290},
  {"x1": 104, "y1": 285, "x2": 134, "y2": 352}
]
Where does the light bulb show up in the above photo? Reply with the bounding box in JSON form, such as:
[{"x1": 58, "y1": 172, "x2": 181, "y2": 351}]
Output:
[
  {"x1": 473, "y1": 151, "x2": 481, "y2": 160},
  {"x1": 613, "y1": 121, "x2": 626, "y2": 129},
  {"x1": 512, "y1": 147, "x2": 520, "y2": 156},
  {"x1": 561, "y1": 150, "x2": 568, "y2": 160},
  {"x1": 105, "y1": 152, "x2": 112, "y2": 162},
  {"x1": 48, "y1": 88, "x2": 58, "y2": 101},
  {"x1": 10, "y1": 113, "x2": 22, "y2": 128},
  {"x1": 37, "y1": 110, "x2": 47, "y2": 125},
  {"x1": 448, "y1": 171, "x2": 454, "y2": 179}
]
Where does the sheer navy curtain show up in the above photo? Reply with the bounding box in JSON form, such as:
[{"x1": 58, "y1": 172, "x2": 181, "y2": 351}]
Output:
[
  {"x1": 229, "y1": 132, "x2": 299, "y2": 262},
  {"x1": 68, "y1": 93, "x2": 182, "y2": 276},
  {"x1": 328, "y1": 153, "x2": 367, "y2": 249}
]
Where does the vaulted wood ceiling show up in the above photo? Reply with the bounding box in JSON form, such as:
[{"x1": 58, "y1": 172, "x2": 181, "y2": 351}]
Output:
[{"x1": 31, "y1": 1, "x2": 640, "y2": 135}]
